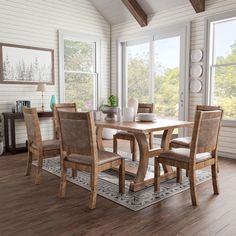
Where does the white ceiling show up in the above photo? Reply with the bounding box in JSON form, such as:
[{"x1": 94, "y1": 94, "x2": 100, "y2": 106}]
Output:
[{"x1": 89, "y1": 0, "x2": 189, "y2": 25}]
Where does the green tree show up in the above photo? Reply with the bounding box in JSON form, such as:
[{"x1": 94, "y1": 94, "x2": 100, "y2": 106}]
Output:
[{"x1": 214, "y1": 41, "x2": 236, "y2": 118}]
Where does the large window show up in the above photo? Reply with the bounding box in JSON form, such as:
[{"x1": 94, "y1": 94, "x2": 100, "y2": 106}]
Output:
[
  {"x1": 123, "y1": 31, "x2": 185, "y2": 121},
  {"x1": 60, "y1": 32, "x2": 100, "y2": 110},
  {"x1": 208, "y1": 15, "x2": 236, "y2": 119}
]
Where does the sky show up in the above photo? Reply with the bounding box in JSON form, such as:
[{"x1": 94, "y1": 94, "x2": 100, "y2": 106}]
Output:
[
  {"x1": 127, "y1": 36, "x2": 180, "y2": 69},
  {"x1": 127, "y1": 17, "x2": 236, "y2": 69},
  {"x1": 214, "y1": 18, "x2": 236, "y2": 62}
]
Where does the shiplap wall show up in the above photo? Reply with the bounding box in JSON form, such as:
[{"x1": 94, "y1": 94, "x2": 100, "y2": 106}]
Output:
[
  {"x1": 111, "y1": 0, "x2": 236, "y2": 158},
  {"x1": 0, "y1": 0, "x2": 110, "y2": 144}
]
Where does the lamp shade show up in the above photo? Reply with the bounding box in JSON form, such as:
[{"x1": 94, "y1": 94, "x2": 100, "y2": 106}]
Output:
[{"x1": 37, "y1": 83, "x2": 47, "y2": 92}]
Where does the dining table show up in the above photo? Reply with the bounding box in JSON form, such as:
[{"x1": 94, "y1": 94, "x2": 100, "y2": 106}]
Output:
[{"x1": 95, "y1": 119, "x2": 193, "y2": 192}]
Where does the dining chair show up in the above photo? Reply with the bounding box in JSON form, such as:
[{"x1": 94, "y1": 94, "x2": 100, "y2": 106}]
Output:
[
  {"x1": 58, "y1": 111, "x2": 125, "y2": 209},
  {"x1": 23, "y1": 108, "x2": 60, "y2": 184},
  {"x1": 53, "y1": 103, "x2": 78, "y2": 178},
  {"x1": 113, "y1": 103, "x2": 154, "y2": 161},
  {"x1": 154, "y1": 108, "x2": 223, "y2": 206}
]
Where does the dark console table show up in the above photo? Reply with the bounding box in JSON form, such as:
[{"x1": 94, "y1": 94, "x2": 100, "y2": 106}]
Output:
[{"x1": 3, "y1": 111, "x2": 53, "y2": 154}]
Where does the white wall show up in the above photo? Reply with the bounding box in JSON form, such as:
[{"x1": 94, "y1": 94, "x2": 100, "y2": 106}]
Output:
[
  {"x1": 0, "y1": 0, "x2": 110, "y2": 144},
  {"x1": 111, "y1": 0, "x2": 236, "y2": 158}
]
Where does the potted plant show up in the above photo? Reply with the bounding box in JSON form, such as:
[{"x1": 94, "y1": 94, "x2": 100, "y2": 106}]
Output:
[
  {"x1": 100, "y1": 95, "x2": 118, "y2": 139},
  {"x1": 100, "y1": 95, "x2": 118, "y2": 121},
  {"x1": 0, "y1": 114, "x2": 4, "y2": 155}
]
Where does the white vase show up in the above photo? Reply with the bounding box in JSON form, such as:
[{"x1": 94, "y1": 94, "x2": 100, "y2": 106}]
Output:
[
  {"x1": 128, "y1": 98, "x2": 138, "y2": 120},
  {"x1": 102, "y1": 128, "x2": 117, "y2": 140},
  {"x1": 0, "y1": 142, "x2": 3, "y2": 156},
  {"x1": 123, "y1": 107, "x2": 134, "y2": 122}
]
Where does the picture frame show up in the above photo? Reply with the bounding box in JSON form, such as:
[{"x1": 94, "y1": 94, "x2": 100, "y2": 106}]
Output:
[{"x1": 0, "y1": 43, "x2": 54, "y2": 84}]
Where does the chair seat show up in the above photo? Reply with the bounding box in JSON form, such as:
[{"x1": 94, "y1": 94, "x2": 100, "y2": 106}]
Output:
[
  {"x1": 114, "y1": 131, "x2": 135, "y2": 140},
  {"x1": 159, "y1": 148, "x2": 212, "y2": 163},
  {"x1": 67, "y1": 150, "x2": 122, "y2": 165},
  {"x1": 32, "y1": 139, "x2": 60, "y2": 151},
  {"x1": 171, "y1": 137, "x2": 191, "y2": 148}
]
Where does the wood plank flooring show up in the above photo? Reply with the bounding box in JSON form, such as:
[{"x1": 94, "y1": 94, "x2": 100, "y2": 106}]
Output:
[{"x1": 1, "y1": 141, "x2": 236, "y2": 236}]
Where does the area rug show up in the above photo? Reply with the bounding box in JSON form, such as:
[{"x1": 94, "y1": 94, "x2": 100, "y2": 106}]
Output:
[{"x1": 32, "y1": 149, "x2": 211, "y2": 211}]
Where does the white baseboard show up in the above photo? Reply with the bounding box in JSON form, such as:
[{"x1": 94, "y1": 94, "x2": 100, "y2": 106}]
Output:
[{"x1": 218, "y1": 151, "x2": 236, "y2": 159}]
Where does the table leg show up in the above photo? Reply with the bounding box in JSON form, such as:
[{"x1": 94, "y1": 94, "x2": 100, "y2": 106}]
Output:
[
  {"x1": 4, "y1": 116, "x2": 9, "y2": 152},
  {"x1": 130, "y1": 128, "x2": 175, "y2": 192},
  {"x1": 161, "y1": 128, "x2": 174, "y2": 173},
  {"x1": 96, "y1": 127, "x2": 104, "y2": 151},
  {"x1": 10, "y1": 118, "x2": 16, "y2": 154},
  {"x1": 130, "y1": 132, "x2": 149, "y2": 191}
]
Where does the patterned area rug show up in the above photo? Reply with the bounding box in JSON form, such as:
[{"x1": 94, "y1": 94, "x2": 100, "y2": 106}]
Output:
[{"x1": 32, "y1": 149, "x2": 211, "y2": 211}]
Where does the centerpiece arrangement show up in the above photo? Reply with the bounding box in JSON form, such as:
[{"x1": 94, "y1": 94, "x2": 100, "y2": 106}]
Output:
[{"x1": 100, "y1": 95, "x2": 118, "y2": 121}]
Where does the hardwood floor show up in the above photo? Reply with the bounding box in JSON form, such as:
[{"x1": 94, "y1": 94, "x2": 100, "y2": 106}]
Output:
[{"x1": 1, "y1": 141, "x2": 236, "y2": 236}]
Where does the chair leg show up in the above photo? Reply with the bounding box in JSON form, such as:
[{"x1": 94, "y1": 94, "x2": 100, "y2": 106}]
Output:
[
  {"x1": 119, "y1": 159, "x2": 125, "y2": 194},
  {"x1": 113, "y1": 137, "x2": 118, "y2": 154},
  {"x1": 154, "y1": 157, "x2": 160, "y2": 192},
  {"x1": 72, "y1": 169, "x2": 77, "y2": 178},
  {"x1": 89, "y1": 172, "x2": 98, "y2": 209},
  {"x1": 189, "y1": 169, "x2": 198, "y2": 206},
  {"x1": 26, "y1": 151, "x2": 33, "y2": 176},
  {"x1": 131, "y1": 140, "x2": 137, "y2": 161},
  {"x1": 59, "y1": 164, "x2": 67, "y2": 198},
  {"x1": 35, "y1": 154, "x2": 43, "y2": 185},
  {"x1": 211, "y1": 164, "x2": 219, "y2": 194},
  {"x1": 186, "y1": 170, "x2": 189, "y2": 177},
  {"x1": 149, "y1": 132, "x2": 153, "y2": 149},
  {"x1": 176, "y1": 168, "x2": 182, "y2": 184}
]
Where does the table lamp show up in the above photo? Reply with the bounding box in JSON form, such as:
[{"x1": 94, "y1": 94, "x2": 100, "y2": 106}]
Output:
[{"x1": 37, "y1": 83, "x2": 47, "y2": 111}]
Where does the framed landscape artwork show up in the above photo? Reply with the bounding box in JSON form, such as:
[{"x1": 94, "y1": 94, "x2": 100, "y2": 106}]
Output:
[{"x1": 0, "y1": 43, "x2": 54, "y2": 84}]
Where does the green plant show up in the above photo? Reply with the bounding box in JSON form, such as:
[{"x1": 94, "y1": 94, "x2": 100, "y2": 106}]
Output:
[{"x1": 107, "y1": 95, "x2": 117, "y2": 107}]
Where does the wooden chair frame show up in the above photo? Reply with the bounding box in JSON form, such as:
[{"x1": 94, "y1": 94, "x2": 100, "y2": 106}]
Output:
[
  {"x1": 58, "y1": 111, "x2": 125, "y2": 209},
  {"x1": 23, "y1": 108, "x2": 60, "y2": 184}
]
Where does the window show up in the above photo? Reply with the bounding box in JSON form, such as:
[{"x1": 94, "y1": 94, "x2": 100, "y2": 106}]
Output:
[
  {"x1": 208, "y1": 14, "x2": 236, "y2": 120},
  {"x1": 59, "y1": 32, "x2": 100, "y2": 110},
  {"x1": 121, "y1": 28, "x2": 186, "y2": 121},
  {"x1": 126, "y1": 41, "x2": 150, "y2": 103}
]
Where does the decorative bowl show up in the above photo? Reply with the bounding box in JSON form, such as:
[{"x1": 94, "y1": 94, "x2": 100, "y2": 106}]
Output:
[
  {"x1": 101, "y1": 105, "x2": 117, "y2": 121},
  {"x1": 137, "y1": 113, "x2": 157, "y2": 122}
]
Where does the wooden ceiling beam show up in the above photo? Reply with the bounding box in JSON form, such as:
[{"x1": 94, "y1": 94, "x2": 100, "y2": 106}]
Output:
[
  {"x1": 121, "y1": 0, "x2": 147, "y2": 27},
  {"x1": 189, "y1": 0, "x2": 205, "y2": 13}
]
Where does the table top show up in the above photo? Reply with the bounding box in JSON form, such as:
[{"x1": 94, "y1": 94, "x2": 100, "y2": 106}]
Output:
[
  {"x1": 3, "y1": 111, "x2": 53, "y2": 118},
  {"x1": 95, "y1": 119, "x2": 193, "y2": 133}
]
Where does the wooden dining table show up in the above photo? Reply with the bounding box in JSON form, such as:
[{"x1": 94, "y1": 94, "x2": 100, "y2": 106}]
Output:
[{"x1": 95, "y1": 119, "x2": 193, "y2": 192}]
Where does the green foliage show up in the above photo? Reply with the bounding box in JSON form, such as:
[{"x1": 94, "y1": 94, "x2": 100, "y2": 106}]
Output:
[
  {"x1": 127, "y1": 57, "x2": 179, "y2": 118},
  {"x1": 214, "y1": 41, "x2": 236, "y2": 119},
  {"x1": 127, "y1": 58, "x2": 149, "y2": 103},
  {"x1": 65, "y1": 73, "x2": 94, "y2": 111},
  {"x1": 64, "y1": 39, "x2": 95, "y2": 111},
  {"x1": 154, "y1": 67, "x2": 179, "y2": 118},
  {"x1": 108, "y1": 95, "x2": 117, "y2": 107}
]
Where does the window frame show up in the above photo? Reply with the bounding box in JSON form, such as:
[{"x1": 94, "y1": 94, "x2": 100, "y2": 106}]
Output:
[
  {"x1": 117, "y1": 23, "x2": 190, "y2": 122},
  {"x1": 205, "y1": 11, "x2": 236, "y2": 126},
  {"x1": 58, "y1": 30, "x2": 101, "y2": 110}
]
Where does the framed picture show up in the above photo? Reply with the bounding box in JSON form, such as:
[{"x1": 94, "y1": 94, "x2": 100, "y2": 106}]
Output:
[{"x1": 0, "y1": 43, "x2": 54, "y2": 84}]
